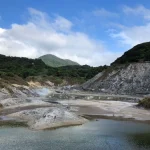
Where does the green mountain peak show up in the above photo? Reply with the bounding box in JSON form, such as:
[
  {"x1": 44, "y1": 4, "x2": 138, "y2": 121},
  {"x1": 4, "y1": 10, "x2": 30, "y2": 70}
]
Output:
[{"x1": 39, "y1": 54, "x2": 79, "y2": 67}]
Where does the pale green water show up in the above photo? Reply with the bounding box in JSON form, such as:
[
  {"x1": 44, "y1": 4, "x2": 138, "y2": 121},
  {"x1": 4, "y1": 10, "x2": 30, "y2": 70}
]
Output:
[{"x1": 1, "y1": 119, "x2": 150, "y2": 150}]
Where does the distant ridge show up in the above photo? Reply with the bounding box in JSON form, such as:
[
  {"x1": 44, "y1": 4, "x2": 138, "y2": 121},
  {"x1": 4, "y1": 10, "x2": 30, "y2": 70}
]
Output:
[{"x1": 39, "y1": 54, "x2": 79, "y2": 67}]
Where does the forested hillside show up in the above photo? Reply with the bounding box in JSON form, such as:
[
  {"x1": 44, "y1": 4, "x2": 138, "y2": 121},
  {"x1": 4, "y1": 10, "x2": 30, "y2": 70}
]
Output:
[
  {"x1": 112, "y1": 42, "x2": 150, "y2": 65},
  {"x1": 0, "y1": 54, "x2": 107, "y2": 84}
]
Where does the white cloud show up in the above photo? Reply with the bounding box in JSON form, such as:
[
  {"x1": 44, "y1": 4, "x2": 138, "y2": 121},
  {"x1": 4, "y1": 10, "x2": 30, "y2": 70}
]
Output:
[
  {"x1": 93, "y1": 8, "x2": 118, "y2": 18},
  {"x1": 52, "y1": 15, "x2": 73, "y2": 32},
  {"x1": 111, "y1": 23, "x2": 150, "y2": 46},
  {"x1": 0, "y1": 28, "x2": 5, "y2": 34},
  {"x1": 109, "y1": 5, "x2": 150, "y2": 47},
  {"x1": 123, "y1": 5, "x2": 150, "y2": 20},
  {"x1": 110, "y1": 20, "x2": 150, "y2": 47},
  {"x1": 0, "y1": 8, "x2": 119, "y2": 66}
]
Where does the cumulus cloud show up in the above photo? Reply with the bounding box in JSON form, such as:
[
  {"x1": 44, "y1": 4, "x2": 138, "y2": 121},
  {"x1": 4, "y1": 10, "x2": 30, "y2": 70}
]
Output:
[{"x1": 0, "y1": 8, "x2": 119, "y2": 66}]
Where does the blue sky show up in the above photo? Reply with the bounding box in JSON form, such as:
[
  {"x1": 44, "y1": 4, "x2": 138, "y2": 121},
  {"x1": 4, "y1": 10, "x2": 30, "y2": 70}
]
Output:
[{"x1": 0, "y1": 0, "x2": 150, "y2": 66}]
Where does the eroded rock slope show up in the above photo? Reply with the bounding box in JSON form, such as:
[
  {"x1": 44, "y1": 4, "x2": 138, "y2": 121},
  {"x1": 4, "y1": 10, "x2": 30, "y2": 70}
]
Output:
[{"x1": 82, "y1": 63, "x2": 150, "y2": 95}]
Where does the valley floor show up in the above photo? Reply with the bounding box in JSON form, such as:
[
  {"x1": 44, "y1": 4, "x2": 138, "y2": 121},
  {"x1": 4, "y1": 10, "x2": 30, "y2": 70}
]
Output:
[{"x1": 0, "y1": 85, "x2": 150, "y2": 130}]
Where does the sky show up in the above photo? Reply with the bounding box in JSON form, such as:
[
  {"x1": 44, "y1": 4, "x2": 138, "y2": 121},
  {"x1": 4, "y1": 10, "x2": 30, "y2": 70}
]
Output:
[{"x1": 0, "y1": 0, "x2": 150, "y2": 66}]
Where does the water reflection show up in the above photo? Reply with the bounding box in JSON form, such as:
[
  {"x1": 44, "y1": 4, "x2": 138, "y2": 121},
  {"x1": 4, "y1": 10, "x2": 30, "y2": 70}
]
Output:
[
  {"x1": 0, "y1": 119, "x2": 150, "y2": 150},
  {"x1": 128, "y1": 133, "x2": 150, "y2": 149}
]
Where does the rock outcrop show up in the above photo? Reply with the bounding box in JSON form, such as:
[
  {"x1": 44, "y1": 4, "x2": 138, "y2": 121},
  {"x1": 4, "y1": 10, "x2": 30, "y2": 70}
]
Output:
[
  {"x1": 8, "y1": 107, "x2": 87, "y2": 130},
  {"x1": 82, "y1": 63, "x2": 150, "y2": 95}
]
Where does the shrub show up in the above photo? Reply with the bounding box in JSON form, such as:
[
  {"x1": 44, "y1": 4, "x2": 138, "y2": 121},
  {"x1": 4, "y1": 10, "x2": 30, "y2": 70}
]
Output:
[
  {"x1": 6, "y1": 72, "x2": 14, "y2": 77},
  {"x1": 138, "y1": 97, "x2": 150, "y2": 109},
  {"x1": 0, "y1": 103, "x2": 3, "y2": 108}
]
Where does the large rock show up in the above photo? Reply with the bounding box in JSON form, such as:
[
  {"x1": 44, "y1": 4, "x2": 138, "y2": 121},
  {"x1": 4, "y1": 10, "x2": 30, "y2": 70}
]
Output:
[{"x1": 82, "y1": 63, "x2": 150, "y2": 95}]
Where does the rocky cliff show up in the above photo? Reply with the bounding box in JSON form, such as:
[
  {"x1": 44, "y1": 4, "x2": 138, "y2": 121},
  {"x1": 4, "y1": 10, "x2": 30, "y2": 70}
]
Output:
[{"x1": 82, "y1": 63, "x2": 150, "y2": 95}]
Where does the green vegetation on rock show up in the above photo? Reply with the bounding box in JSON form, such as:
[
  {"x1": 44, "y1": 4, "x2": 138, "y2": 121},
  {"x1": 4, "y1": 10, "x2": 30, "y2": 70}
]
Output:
[
  {"x1": 138, "y1": 97, "x2": 150, "y2": 109},
  {"x1": 39, "y1": 54, "x2": 79, "y2": 67},
  {"x1": 0, "y1": 103, "x2": 3, "y2": 108},
  {"x1": 47, "y1": 65, "x2": 108, "y2": 80},
  {"x1": 112, "y1": 42, "x2": 150, "y2": 65}
]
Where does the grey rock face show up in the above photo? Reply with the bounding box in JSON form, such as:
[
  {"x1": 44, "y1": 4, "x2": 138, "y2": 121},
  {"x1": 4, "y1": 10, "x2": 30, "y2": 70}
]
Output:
[{"x1": 82, "y1": 63, "x2": 150, "y2": 95}]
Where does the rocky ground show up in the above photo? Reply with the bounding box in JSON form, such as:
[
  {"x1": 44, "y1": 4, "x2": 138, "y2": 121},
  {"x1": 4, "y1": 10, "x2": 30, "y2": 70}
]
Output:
[
  {"x1": 0, "y1": 83, "x2": 87, "y2": 130},
  {"x1": 0, "y1": 82, "x2": 150, "y2": 130}
]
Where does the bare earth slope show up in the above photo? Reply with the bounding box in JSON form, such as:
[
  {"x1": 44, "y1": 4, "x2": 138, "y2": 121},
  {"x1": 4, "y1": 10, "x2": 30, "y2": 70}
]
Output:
[{"x1": 82, "y1": 63, "x2": 150, "y2": 95}]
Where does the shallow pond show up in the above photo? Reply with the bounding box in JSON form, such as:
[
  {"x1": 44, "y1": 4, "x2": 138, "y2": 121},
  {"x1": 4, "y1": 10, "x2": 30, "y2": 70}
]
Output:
[{"x1": 1, "y1": 119, "x2": 150, "y2": 150}]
